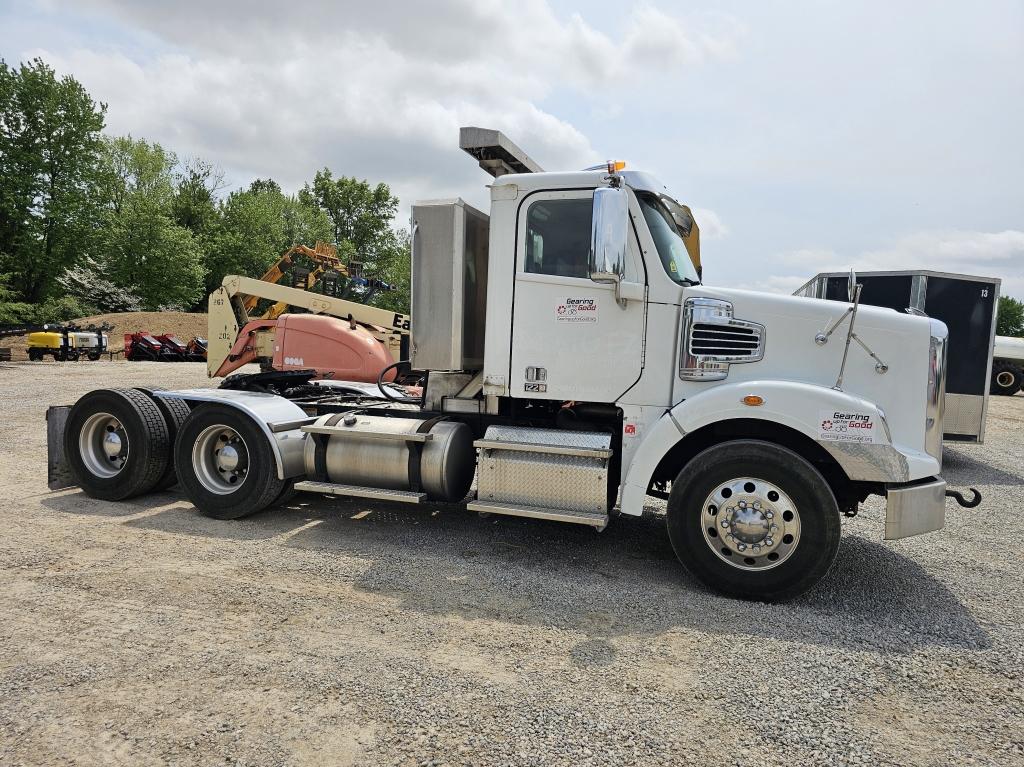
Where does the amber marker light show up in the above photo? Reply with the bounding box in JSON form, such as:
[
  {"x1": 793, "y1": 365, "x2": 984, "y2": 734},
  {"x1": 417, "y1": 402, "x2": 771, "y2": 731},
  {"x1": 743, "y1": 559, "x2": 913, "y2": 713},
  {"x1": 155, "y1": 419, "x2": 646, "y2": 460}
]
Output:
[{"x1": 742, "y1": 395, "x2": 765, "y2": 406}]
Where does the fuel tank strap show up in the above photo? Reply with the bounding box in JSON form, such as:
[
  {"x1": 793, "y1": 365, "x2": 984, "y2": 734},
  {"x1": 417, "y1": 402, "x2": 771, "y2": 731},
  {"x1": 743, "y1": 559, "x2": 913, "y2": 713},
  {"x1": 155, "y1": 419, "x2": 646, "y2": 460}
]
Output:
[
  {"x1": 408, "y1": 416, "x2": 447, "y2": 493},
  {"x1": 311, "y1": 413, "x2": 347, "y2": 482}
]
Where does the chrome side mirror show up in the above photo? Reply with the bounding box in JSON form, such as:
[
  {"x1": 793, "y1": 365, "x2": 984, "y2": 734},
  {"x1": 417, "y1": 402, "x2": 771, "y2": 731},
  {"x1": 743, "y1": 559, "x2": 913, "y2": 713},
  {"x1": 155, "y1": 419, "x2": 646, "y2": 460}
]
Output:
[{"x1": 590, "y1": 186, "x2": 629, "y2": 306}]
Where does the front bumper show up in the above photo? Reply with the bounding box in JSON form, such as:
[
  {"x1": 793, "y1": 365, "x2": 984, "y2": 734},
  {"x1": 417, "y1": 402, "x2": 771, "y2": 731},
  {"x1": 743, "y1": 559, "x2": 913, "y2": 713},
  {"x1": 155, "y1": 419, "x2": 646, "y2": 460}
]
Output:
[{"x1": 884, "y1": 477, "x2": 946, "y2": 540}]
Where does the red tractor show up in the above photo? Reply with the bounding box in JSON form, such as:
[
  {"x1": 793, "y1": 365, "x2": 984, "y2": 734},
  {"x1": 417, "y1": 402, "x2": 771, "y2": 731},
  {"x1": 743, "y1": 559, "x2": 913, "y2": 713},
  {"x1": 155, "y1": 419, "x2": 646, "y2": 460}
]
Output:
[
  {"x1": 185, "y1": 337, "x2": 208, "y2": 362},
  {"x1": 154, "y1": 334, "x2": 189, "y2": 361},
  {"x1": 124, "y1": 332, "x2": 170, "y2": 361}
]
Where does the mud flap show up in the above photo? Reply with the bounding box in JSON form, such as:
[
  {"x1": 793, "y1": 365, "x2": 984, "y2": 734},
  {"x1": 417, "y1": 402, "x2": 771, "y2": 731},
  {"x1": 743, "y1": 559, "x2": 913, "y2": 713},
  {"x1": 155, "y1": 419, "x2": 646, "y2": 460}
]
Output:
[{"x1": 47, "y1": 405, "x2": 76, "y2": 490}]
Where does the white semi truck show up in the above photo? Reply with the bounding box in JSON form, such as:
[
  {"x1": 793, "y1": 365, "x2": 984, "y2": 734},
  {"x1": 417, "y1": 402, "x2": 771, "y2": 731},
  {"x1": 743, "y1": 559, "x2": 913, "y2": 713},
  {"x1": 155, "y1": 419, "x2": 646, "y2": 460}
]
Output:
[{"x1": 47, "y1": 128, "x2": 980, "y2": 601}]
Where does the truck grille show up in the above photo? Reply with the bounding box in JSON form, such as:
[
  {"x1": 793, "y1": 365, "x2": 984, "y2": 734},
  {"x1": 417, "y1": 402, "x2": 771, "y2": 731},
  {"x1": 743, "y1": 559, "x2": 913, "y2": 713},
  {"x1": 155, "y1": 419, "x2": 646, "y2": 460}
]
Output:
[
  {"x1": 690, "y1": 323, "x2": 763, "y2": 358},
  {"x1": 679, "y1": 297, "x2": 766, "y2": 381}
]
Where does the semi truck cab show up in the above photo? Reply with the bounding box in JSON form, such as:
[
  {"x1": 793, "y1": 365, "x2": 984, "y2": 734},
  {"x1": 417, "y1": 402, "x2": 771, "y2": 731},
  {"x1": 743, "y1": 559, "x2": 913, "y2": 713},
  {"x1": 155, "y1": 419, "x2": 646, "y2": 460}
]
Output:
[{"x1": 49, "y1": 131, "x2": 975, "y2": 602}]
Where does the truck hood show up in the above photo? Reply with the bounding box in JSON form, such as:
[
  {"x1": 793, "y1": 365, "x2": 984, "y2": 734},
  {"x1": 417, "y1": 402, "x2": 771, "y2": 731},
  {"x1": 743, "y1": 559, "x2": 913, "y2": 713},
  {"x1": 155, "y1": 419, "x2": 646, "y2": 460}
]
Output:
[{"x1": 682, "y1": 286, "x2": 936, "y2": 455}]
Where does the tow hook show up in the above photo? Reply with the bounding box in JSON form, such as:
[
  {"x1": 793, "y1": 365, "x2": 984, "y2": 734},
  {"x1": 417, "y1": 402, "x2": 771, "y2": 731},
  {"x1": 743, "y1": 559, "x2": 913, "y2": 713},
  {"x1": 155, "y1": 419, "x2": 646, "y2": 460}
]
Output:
[{"x1": 946, "y1": 487, "x2": 982, "y2": 508}]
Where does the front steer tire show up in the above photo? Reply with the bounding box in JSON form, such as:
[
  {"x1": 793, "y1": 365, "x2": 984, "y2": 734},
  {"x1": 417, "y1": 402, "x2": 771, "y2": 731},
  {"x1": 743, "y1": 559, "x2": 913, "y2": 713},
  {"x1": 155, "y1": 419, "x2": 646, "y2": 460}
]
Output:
[
  {"x1": 64, "y1": 388, "x2": 171, "y2": 501},
  {"x1": 666, "y1": 439, "x2": 841, "y2": 602},
  {"x1": 174, "y1": 403, "x2": 285, "y2": 520}
]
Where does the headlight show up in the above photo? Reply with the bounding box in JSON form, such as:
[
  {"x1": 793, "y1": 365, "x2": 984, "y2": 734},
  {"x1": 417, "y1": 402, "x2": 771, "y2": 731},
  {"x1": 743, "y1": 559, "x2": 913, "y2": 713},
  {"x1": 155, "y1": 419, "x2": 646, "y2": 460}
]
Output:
[{"x1": 925, "y1": 319, "x2": 948, "y2": 462}]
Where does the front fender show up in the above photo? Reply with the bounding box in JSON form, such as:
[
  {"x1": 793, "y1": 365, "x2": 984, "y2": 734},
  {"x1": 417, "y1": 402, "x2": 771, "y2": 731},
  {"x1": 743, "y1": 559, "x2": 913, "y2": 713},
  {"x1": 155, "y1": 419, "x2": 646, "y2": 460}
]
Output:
[{"x1": 619, "y1": 380, "x2": 933, "y2": 517}]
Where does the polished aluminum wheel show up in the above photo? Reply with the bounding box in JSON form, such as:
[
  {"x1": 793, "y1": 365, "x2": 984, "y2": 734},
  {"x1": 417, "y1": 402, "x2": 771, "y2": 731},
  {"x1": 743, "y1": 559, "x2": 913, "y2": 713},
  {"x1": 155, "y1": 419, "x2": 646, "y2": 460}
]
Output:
[
  {"x1": 192, "y1": 424, "x2": 250, "y2": 495},
  {"x1": 78, "y1": 411, "x2": 129, "y2": 478},
  {"x1": 701, "y1": 476, "x2": 801, "y2": 571}
]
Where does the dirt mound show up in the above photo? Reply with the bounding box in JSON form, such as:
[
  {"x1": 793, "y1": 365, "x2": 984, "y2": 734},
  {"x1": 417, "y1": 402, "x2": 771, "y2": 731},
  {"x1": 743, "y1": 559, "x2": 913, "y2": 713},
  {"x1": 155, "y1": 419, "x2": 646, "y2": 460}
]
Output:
[{"x1": 1, "y1": 311, "x2": 208, "y2": 361}]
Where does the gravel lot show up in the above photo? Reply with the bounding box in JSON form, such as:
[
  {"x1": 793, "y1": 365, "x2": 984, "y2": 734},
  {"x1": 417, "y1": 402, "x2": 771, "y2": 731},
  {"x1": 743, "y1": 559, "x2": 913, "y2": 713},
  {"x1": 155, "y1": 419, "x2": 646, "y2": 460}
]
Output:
[{"x1": 2, "y1": 360, "x2": 1023, "y2": 767}]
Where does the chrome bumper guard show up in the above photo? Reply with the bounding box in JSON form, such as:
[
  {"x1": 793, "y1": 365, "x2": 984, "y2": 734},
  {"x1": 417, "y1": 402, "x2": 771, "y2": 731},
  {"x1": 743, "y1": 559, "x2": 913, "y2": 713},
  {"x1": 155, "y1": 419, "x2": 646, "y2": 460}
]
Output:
[{"x1": 884, "y1": 477, "x2": 946, "y2": 540}]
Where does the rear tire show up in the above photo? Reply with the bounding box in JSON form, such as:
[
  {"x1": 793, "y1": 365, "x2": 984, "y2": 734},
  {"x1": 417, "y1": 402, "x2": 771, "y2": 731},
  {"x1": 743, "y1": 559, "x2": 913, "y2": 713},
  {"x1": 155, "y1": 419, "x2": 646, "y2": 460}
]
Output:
[
  {"x1": 87, "y1": 352, "x2": 101, "y2": 361},
  {"x1": 272, "y1": 479, "x2": 298, "y2": 507},
  {"x1": 666, "y1": 440, "x2": 841, "y2": 602},
  {"x1": 174, "y1": 403, "x2": 285, "y2": 520},
  {"x1": 990, "y1": 360, "x2": 1023, "y2": 396},
  {"x1": 136, "y1": 388, "x2": 192, "y2": 491},
  {"x1": 64, "y1": 388, "x2": 171, "y2": 501}
]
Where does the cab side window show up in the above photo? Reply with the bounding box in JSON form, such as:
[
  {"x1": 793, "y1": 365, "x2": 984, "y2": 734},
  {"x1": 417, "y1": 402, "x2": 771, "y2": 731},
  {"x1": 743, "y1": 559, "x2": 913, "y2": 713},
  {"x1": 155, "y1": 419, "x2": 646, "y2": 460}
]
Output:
[{"x1": 525, "y1": 197, "x2": 593, "y2": 279}]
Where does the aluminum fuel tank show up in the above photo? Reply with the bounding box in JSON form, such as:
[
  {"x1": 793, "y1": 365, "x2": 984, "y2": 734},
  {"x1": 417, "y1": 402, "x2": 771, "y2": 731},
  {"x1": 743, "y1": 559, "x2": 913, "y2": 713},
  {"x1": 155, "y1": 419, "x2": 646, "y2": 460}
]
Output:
[{"x1": 302, "y1": 413, "x2": 475, "y2": 502}]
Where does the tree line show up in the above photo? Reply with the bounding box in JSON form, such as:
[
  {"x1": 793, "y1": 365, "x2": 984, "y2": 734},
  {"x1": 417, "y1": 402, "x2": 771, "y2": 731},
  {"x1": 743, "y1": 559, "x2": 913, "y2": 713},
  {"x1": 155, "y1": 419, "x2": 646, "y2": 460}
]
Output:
[{"x1": 0, "y1": 58, "x2": 410, "y2": 325}]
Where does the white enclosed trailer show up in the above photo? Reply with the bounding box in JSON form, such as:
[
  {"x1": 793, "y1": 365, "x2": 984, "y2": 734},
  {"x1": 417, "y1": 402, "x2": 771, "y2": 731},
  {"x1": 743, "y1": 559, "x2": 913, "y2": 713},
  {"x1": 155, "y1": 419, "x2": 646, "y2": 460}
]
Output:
[{"x1": 47, "y1": 129, "x2": 979, "y2": 602}]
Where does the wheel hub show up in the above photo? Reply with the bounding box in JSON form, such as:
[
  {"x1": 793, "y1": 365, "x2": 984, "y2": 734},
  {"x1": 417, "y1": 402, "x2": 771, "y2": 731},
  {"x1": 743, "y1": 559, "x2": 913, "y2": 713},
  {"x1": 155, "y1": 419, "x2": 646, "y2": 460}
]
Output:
[
  {"x1": 193, "y1": 426, "x2": 249, "y2": 494},
  {"x1": 215, "y1": 443, "x2": 242, "y2": 473},
  {"x1": 79, "y1": 412, "x2": 129, "y2": 478},
  {"x1": 101, "y1": 430, "x2": 123, "y2": 459},
  {"x1": 996, "y1": 370, "x2": 1015, "y2": 388},
  {"x1": 730, "y1": 502, "x2": 771, "y2": 544},
  {"x1": 701, "y1": 477, "x2": 801, "y2": 571}
]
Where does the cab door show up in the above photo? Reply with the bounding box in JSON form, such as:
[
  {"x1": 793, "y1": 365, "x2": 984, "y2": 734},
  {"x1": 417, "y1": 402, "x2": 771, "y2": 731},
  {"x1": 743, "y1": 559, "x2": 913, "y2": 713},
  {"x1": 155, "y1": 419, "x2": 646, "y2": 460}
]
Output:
[{"x1": 509, "y1": 189, "x2": 646, "y2": 403}]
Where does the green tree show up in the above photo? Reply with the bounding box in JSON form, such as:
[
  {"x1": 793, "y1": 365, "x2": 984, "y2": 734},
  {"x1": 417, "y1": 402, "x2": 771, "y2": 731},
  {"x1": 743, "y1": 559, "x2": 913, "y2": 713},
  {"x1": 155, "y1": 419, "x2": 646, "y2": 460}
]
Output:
[
  {"x1": 361, "y1": 229, "x2": 411, "y2": 313},
  {"x1": 997, "y1": 295, "x2": 1024, "y2": 337},
  {"x1": 0, "y1": 58, "x2": 106, "y2": 302},
  {"x1": 87, "y1": 136, "x2": 206, "y2": 310},
  {"x1": 299, "y1": 170, "x2": 410, "y2": 310},
  {"x1": 0, "y1": 272, "x2": 34, "y2": 323},
  {"x1": 207, "y1": 179, "x2": 331, "y2": 291},
  {"x1": 300, "y1": 170, "x2": 397, "y2": 259},
  {"x1": 173, "y1": 156, "x2": 223, "y2": 242}
]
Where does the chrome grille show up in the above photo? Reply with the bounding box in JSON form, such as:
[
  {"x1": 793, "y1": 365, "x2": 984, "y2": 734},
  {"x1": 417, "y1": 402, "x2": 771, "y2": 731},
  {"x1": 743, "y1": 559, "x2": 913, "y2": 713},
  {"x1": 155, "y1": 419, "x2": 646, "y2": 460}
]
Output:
[
  {"x1": 690, "y1": 322, "x2": 763, "y2": 358},
  {"x1": 680, "y1": 297, "x2": 766, "y2": 381}
]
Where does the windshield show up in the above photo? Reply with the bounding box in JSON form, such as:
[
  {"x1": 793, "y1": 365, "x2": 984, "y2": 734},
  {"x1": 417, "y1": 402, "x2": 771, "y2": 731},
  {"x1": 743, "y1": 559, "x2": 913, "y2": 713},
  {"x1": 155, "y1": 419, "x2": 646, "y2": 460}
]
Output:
[{"x1": 636, "y1": 192, "x2": 701, "y2": 285}]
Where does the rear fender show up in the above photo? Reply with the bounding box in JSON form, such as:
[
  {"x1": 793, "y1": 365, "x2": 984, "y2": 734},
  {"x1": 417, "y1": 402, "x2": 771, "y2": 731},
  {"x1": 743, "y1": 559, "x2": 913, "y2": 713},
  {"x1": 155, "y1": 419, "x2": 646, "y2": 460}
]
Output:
[{"x1": 156, "y1": 389, "x2": 308, "y2": 480}]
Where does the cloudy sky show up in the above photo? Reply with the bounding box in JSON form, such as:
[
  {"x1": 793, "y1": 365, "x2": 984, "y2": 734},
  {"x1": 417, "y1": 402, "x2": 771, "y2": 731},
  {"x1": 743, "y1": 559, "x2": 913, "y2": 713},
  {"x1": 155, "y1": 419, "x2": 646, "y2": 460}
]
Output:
[{"x1": 2, "y1": 0, "x2": 1022, "y2": 298}]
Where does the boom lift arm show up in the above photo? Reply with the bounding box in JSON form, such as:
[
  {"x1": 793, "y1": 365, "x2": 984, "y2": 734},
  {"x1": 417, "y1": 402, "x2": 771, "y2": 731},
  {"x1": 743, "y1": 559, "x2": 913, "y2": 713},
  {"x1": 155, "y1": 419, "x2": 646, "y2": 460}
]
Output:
[
  {"x1": 242, "y1": 241, "x2": 347, "y2": 319},
  {"x1": 208, "y1": 274, "x2": 410, "y2": 379}
]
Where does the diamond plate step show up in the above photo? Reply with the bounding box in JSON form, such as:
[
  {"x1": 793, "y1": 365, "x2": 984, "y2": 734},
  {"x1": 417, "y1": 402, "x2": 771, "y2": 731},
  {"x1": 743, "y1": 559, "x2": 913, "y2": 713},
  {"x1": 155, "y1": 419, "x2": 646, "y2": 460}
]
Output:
[
  {"x1": 467, "y1": 500, "x2": 608, "y2": 530},
  {"x1": 293, "y1": 481, "x2": 426, "y2": 504}
]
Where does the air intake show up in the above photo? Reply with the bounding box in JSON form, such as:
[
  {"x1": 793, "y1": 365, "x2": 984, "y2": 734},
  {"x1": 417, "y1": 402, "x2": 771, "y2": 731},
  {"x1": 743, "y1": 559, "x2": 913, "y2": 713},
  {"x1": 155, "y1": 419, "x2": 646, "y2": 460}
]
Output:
[
  {"x1": 690, "y1": 322, "x2": 763, "y2": 358},
  {"x1": 680, "y1": 298, "x2": 765, "y2": 381}
]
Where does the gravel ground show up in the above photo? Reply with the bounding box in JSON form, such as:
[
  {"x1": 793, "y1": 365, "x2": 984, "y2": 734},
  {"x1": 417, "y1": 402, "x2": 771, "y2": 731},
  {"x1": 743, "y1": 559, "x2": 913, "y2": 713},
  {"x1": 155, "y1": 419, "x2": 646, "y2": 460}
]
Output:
[{"x1": 1, "y1": 360, "x2": 1023, "y2": 767}]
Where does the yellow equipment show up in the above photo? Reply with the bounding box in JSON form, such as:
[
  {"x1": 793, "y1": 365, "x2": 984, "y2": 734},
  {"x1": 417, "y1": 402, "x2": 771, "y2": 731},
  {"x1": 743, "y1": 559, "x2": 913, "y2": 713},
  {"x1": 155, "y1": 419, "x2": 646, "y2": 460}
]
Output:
[
  {"x1": 27, "y1": 329, "x2": 78, "y2": 361},
  {"x1": 243, "y1": 241, "x2": 348, "y2": 319}
]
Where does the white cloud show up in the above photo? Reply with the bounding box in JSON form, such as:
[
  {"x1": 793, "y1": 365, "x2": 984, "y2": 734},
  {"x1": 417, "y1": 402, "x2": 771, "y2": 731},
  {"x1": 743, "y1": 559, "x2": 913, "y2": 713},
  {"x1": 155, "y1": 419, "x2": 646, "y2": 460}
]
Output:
[
  {"x1": 734, "y1": 275, "x2": 809, "y2": 294},
  {"x1": 693, "y1": 207, "x2": 728, "y2": 240},
  {"x1": 759, "y1": 229, "x2": 1024, "y2": 298},
  {"x1": 26, "y1": 0, "x2": 739, "y2": 218}
]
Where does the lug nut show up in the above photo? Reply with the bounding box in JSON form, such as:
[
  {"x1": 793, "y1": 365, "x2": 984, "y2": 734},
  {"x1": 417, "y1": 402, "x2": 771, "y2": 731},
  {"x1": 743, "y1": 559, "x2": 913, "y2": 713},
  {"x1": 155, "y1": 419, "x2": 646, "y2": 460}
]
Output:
[
  {"x1": 765, "y1": 511, "x2": 774, "y2": 519},
  {"x1": 737, "y1": 544, "x2": 747, "y2": 551},
  {"x1": 720, "y1": 519, "x2": 730, "y2": 528},
  {"x1": 770, "y1": 523, "x2": 778, "y2": 532},
  {"x1": 765, "y1": 538, "x2": 774, "y2": 547},
  {"x1": 752, "y1": 545, "x2": 761, "y2": 553},
  {"x1": 753, "y1": 502, "x2": 761, "y2": 510}
]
